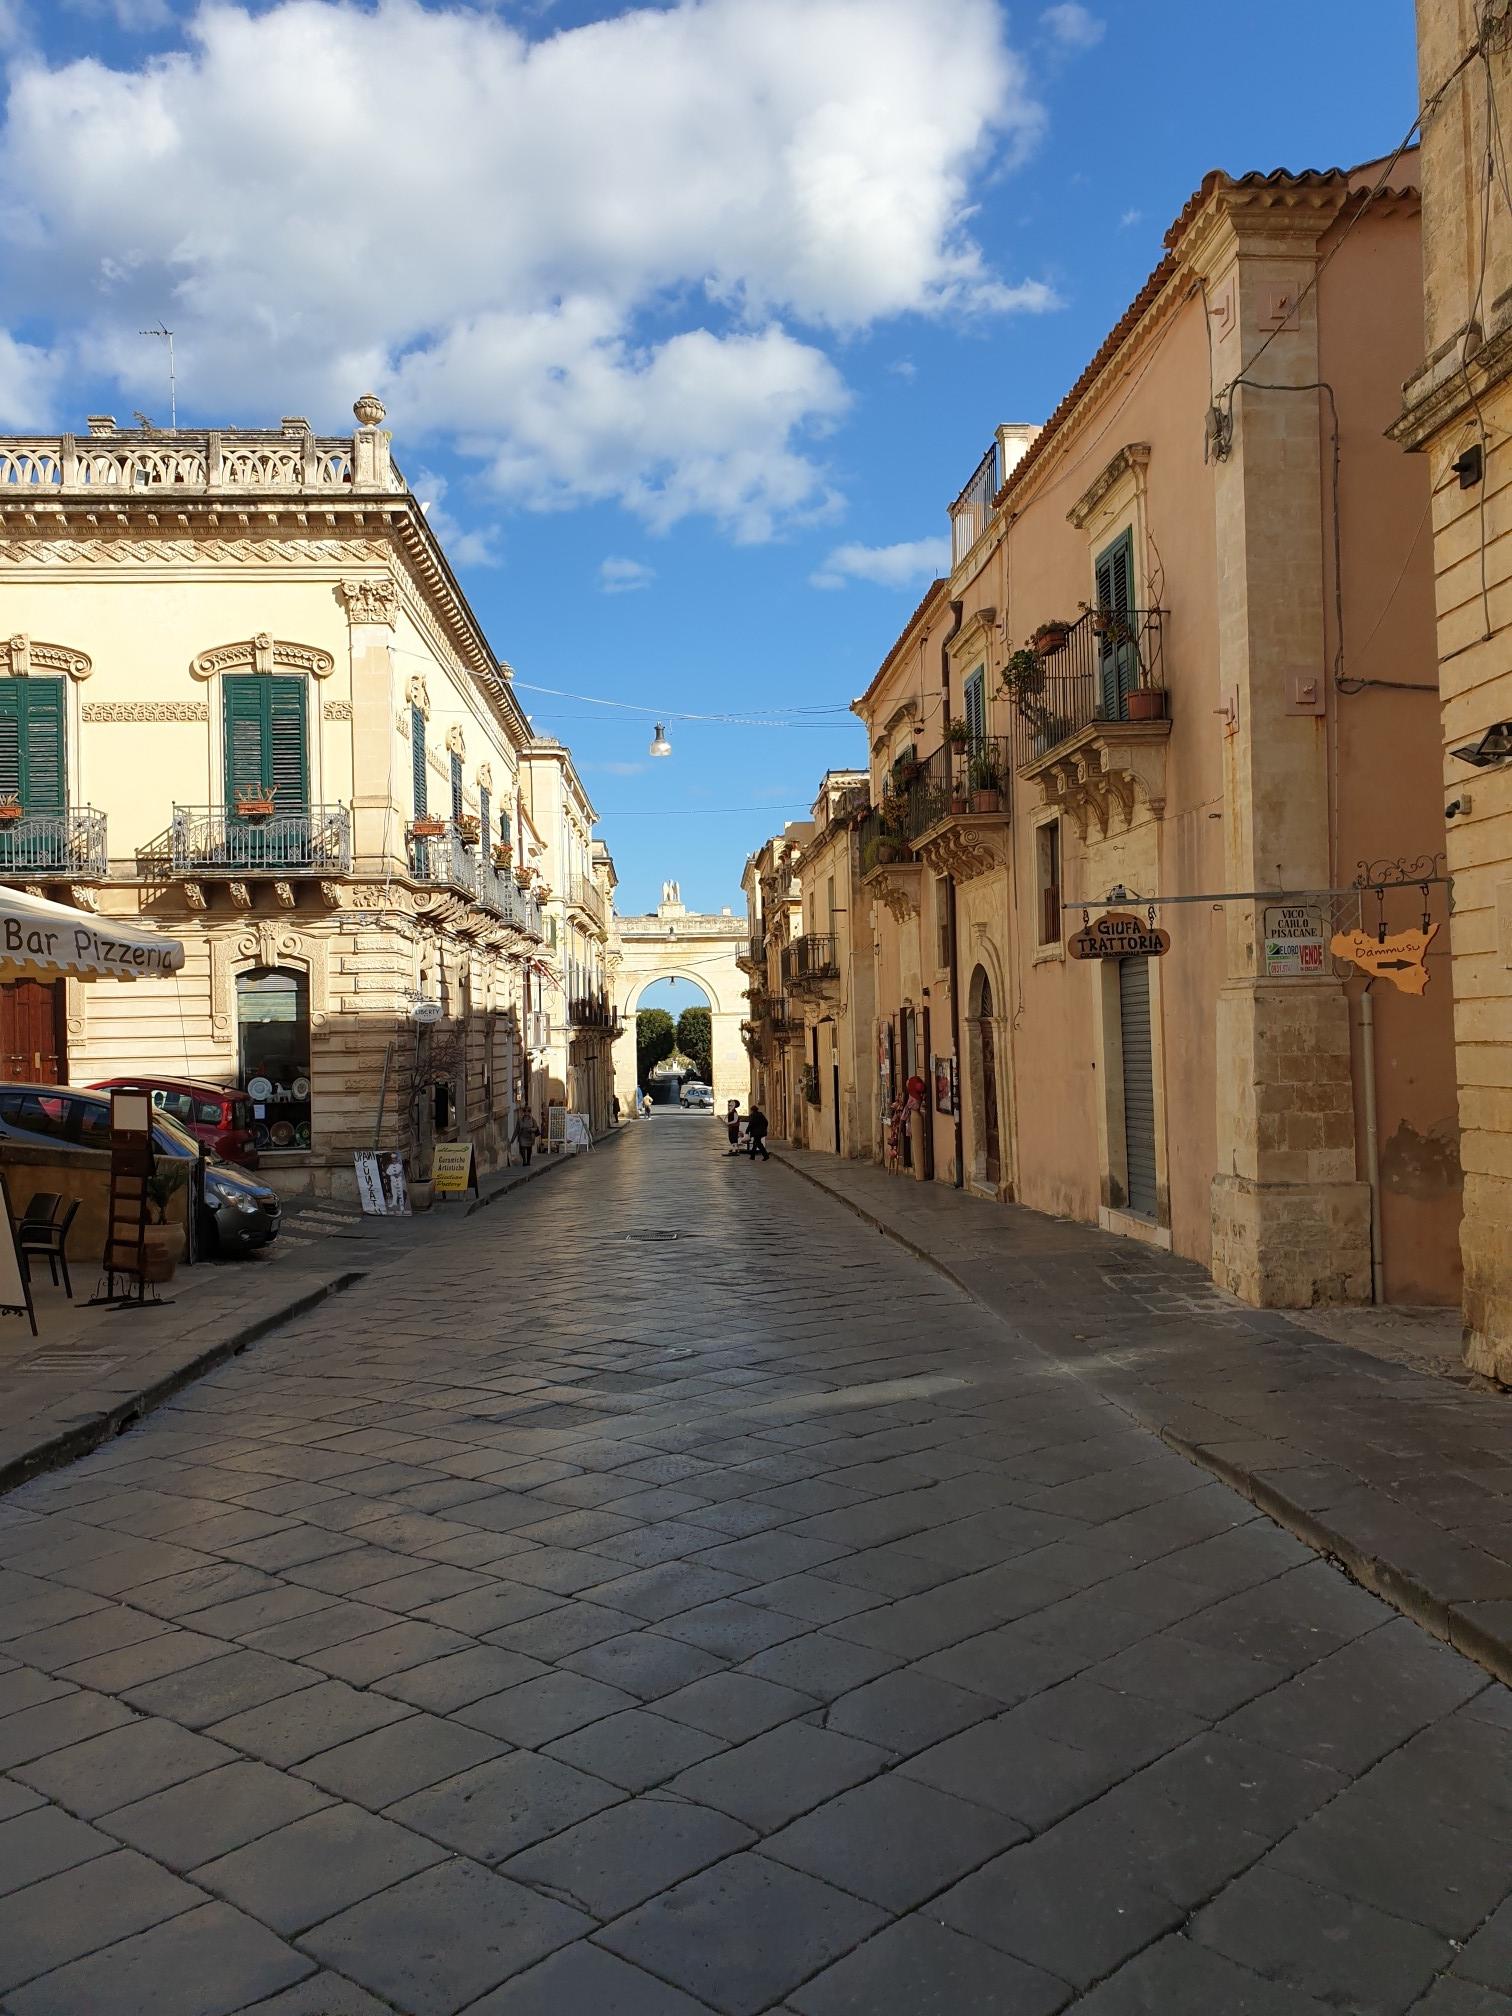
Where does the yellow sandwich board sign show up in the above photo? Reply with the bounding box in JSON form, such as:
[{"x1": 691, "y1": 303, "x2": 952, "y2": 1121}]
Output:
[{"x1": 431, "y1": 1141, "x2": 478, "y2": 1197}]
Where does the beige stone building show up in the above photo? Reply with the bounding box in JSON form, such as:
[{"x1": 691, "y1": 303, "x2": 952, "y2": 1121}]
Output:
[
  {"x1": 613, "y1": 884, "x2": 748, "y2": 1113},
  {"x1": 782, "y1": 772, "x2": 872, "y2": 1157},
  {"x1": 739, "y1": 830, "x2": 809, "y2": 1138},
  {"x1": 1394, "y1": 1, "x2": 1512, "y2": 1375},
  {"x1": 0, "y1": 400, "x2": 613, "y2": 1198},
  {"x1": 831, "y1": 158, "x2": 1461, "y2": 1312},
  {"x1": 518, "y1": 742, "x2": 620, "y2": 1137}
]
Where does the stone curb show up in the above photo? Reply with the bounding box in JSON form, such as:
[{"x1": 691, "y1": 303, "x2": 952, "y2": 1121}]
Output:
[
  {"x1": 0, "y1": 1268, "x2": 365, "y2": 1498},
  {"x1": 771, "y1": 1147, "x2": 1512, "y2": 1690}
]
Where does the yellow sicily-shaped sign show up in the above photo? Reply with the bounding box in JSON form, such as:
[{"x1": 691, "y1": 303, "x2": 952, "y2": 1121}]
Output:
[{"x1": 1328, "y1": 922, "x2": 1438, "y2": 995}]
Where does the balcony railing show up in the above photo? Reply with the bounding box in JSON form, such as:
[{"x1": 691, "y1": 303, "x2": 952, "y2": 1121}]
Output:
[
  {"x1": 0, "y1": 808, "x2": 108, "y2": 880},
  {"x1": 172, "y1": 804, "x2": 350, "y2": 875},
  {"x1": 569, "y1": 993, "x2": 620, "y2": 1032},
  {"x1": 408, "y1": 820, "x2": 476, "y2": 893},
  {"x1": 907, "y1": 736, "x2": 1013, "y2": 836},
  {"x1": 1006, "y1": 608, "x2": 1165, "y2": 772},
  {"x1": 769, "y1": 994, "x2": 796, "y2": 1034},
  {"x1": 782, "y1": 933, "x2": 839, "y2": 987},
  {"x1": 857, "y1": 806, "x2": 914, "y2": 877},
  {"x1": 476, "y1": 856, "x2": 544, "y2": 937},
  {"x1": 567, "y1": 871, "x2": 607, "y2": 931}
]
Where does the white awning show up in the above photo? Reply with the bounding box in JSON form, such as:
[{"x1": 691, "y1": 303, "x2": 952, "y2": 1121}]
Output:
[{"x1": 0, "y1": 885, "x2": 185, "y2": 985}]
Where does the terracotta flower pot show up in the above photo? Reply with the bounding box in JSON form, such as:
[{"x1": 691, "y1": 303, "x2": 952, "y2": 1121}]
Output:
[
  {"x1": 412, "y1": 816, "x2": 446, "y2": 839},
  {"x1": 1033, "y1": 622, "x2": 1071, "y2": 657},
  {"x1": 1126, "y1": 688, "x2": 1166, "y2": 721},
  {"x1": 972, "y1": 788, "x2": 1001, "y2": 814}
]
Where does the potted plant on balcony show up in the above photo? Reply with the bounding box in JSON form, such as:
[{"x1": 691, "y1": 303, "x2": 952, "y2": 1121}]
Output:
[
  {"x1": 234, "y1": 785, "x2": 277, "y2": 824},
  {"x1": 411, "y1": 812, "x2": 446, "y2": 839},
  {"x1": 945, "y1": 718, "x2": 971, "y2": 746},
  {"x1": 1127, "y1": 676, "x2": 1167, "y2": 722},
  {"x1": 456, "y1": 813, "x2": 481, "y2": 845},
  {"x1": 493, "y1": 842, "x2": 513, "y2": 870},
  {"x1": 890, "y1": 750, "x2": 920, "y2": 791},
  {"x1": 0, "y1": 794, "x2": 23, "y2": 826},
  {"x1": 515, "y1": 864, "x2": 533, "y2": 888},
  {"x1": 968, "y1": 750, "x2": 1003, "y2": 814},
  {"x1": 1033, "y1": 618, "x2": 1073, "y2": 657}
]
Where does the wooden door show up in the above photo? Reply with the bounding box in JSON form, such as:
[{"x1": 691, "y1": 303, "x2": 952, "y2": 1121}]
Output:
[
  {"x1": 978, "y1": 974, "x2": 1000, "y2": 1187},
  {"x1": 0, "y1": 980, "x2": 66, "y2": 1083}
]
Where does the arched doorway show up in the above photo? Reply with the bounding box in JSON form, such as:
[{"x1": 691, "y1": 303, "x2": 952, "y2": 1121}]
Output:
[
  {"x1": 968, "y1": 964, "x2": 1001, "y2": 1190},
  {"x1": 631, "y1": 975, "x2": 714, "y2": 1106}
]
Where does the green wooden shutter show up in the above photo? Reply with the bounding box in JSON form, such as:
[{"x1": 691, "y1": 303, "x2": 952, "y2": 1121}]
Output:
[
  {"x1": 411, "y1": 707, "x2": 427, "y2": 817},
  {"x1": 0, "y1": 679, "x2": 66, "y2": 814},
  {"x1": 21, "y1": 680, "x2": 65, "y2": 816},
  {"x1": 479, "y1": 786, "x2": 491, "y2": 851},
  {"x1": 266, "y1": 679, "x2": 307, "y2": 811},
  {"x1": 963, "y1": 668, "x2": 986, "y2": 744},
  {"x1": 1095, "y1": 529, "x2": 1136, "y2": 719},
  {"x1": 450, "y1": 752, "x2": 463, "y2": 824},
  {"x1": 224, "y1": 675, "x2": 307, "y2": 810}
]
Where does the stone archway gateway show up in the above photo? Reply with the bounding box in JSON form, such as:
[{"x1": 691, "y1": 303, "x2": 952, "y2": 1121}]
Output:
[{"x1": 613, "y1": 882, "x2": 749, "y2": 1112}]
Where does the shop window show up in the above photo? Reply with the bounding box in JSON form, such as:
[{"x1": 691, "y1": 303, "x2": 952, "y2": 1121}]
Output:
[
  {"x1": 1036, "y1": 820, "x2": 1062, "y2": 946},
  {"x1": 237, "y1": 966, "x2": 312, "y2": 1151}
]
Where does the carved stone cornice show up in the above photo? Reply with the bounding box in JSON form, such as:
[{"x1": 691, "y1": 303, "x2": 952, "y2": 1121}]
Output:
[
  {"x1": 1069, "y1": 445, "x2": 1151, "y2": 530},
  {"x1": 1393, "y1": 317, "x2": 1512, "y2": 451},
  {"x1": 6, "y1": 633, "x2": 91, "y2": 680},
  {"x1": 863, "y1": 863, "x2": 923, "y2": 922},
  {"x1": 191, "y1": 633, "x2": 335, "y2": 681},
  {"x1": 1022, "y1": 718, "x2": 1172, "y2": 840},
  {"x1": 946, "y1": 607, "x2": 998, "y2": 675}
]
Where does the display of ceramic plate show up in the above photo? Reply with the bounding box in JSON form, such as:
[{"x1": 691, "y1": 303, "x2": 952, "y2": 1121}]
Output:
[
  {"x1": 292, "y1": 1076, "x2": 310, "y2": 1100},
  {"x1": 250, "y1": 1121, "x2": 272, "y2": 1148},
  {"x1": 295, "y1": 1122, "x2": 312, "y2": 1147},
  {"x1": 269, "y1": 1121, "x2": 296, "y2": 1147},
  {"x1": 247, "y1": 1076, "x2": 273, "y2": 1101}
]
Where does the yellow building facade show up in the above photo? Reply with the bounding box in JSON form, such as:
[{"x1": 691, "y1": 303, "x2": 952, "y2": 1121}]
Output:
[
  {"x1": 0, "y1": 400, "x2": 580, "y2": 1198},
  {"x1": 1395, "y1": 0, "x2": 1512, "y2": 1377}
]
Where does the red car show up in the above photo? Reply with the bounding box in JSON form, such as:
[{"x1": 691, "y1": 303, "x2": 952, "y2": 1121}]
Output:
[{"x1": 90, "y1": 1076, "x2": 260, "y2": 1168}]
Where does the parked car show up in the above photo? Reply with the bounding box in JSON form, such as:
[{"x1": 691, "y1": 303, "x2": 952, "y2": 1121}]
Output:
[
  {"x1": 91, "y1": 1076, "x2": 259, "y2": 1168},
  {"x1": 680, "y1": 1082, "x2": 715, "y2": 1109},
  {"x1": 0, "y1": 1085, "x2": 280, "y2": 1258}
]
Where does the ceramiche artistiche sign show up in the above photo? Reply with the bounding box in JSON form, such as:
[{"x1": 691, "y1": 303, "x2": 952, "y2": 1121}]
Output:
[{"x1": 1068, "y1": 910, "x2": 1171, "y2": 960}]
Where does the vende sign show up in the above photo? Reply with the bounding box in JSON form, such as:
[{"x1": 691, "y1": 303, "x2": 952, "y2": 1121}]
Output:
[{"x1": 1068, "y1": 910, "x2": 1171, "y2": 960}]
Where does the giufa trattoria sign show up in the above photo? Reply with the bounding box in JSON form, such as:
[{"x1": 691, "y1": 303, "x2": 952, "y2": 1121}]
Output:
[{"x1": 1068, "y1": 910, "x2": 1171, "y2": 960}]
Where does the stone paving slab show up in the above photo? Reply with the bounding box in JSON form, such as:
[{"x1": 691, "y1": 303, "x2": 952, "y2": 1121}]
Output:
[
  {"x1": 775, "y1": 1144, "x2": 1512, "y2": 1687},
  {"x1": 0, "y1": 1117, "x2": 1506, "y2": 2011}
]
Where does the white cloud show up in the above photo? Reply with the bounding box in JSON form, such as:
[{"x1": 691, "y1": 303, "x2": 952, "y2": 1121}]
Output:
[
  {"x1": 889, "y1": 357, "x2": 918, "y2": 380},
  {"x1": 1041, "y1": 3, "x2": 1104, "y2": 48},
  {"x1": 1120, "y1": 208, "x2": 1143, "y2": 228},
  {"x1": 0, "y1": 328, "x2": 63, "y2": 428},
  {"x1": 811, "y1": 535, "x2": 948, "y2": 590},
  {"x1": 412, "y1": 468, "x2": 500, "y2": 570},
  {"x1": 600, "y1": 556, "x2": 655, "y2": 593},
  {"x1": 0, "y1": 0, "x2": 1051, "y2": 541}
]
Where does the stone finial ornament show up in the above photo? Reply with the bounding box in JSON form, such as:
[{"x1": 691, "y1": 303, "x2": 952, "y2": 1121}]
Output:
[{"x1": 353, "y1": 394, "x2": 387, "y2": 427}]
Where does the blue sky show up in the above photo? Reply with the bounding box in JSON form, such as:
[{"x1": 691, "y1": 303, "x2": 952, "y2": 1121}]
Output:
[{"x1": 0, "y1": 0, "x2": 1418, "y2": 919}]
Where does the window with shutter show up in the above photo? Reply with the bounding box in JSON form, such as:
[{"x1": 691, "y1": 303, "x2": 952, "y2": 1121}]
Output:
[
  {"x1": 411, "y1": 706, "x2": 427, "y2": 817},
  {"x1": 450, "y1": 753, "x2": 463, "y2": 824},
  {"x1": 963, "y1": 668, "x2": 986, "y2": 744},
  {"x1": 479, "y1": 786, "x2": 491, "y2": 852},
  {"x1": 1094, "y1": 529, "x2": 1137, "y2": 720},
  {"x1": 223, "y1": 676, "x2": 307, "y2": 811},
  {"x1": 0, "y1": 678, "x2": 67, "y2": 815}
]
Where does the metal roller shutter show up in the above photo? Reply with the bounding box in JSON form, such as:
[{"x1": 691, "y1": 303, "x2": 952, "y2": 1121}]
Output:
[{"x1": 1118, "y1": 956, "x2": 1157, "y2": 1218}]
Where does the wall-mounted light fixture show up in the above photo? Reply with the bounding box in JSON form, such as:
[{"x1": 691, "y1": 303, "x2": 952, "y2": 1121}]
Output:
[{"x1": 1450, "y1": 722, "x2": 1512, "y2": 768}]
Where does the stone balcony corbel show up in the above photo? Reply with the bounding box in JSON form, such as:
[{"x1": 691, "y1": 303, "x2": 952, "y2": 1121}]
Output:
[{"x1": 1021, "y1": 717, "x2": 1171, "y2": 840}]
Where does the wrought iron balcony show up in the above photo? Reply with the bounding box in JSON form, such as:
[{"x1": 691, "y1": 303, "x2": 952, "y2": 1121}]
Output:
[
  {"x1": 857, "y1": 806, "x2": 914, "y2": 879},
  {"x1": 569, "y1": 992, "x2": 619, "y2": 1031},
  {"x1": 0, "y1": 807, "x2": 107, "y2": 880},
  {"x1": 1006, "y1": 608, "x2": 1165, "y2": 771},
  {"x1": 567, "y1": 871, "x2": 607, "y2": 931},
  {"x1": 782, "y1": 933, "x2": 839, "y2": 988},
  {"x1": 737, "y1": 933, "x2": 766, "y2": 971},
  {"x1": 768, "y1": 994, "x2": 797, "y2": 1034},
  {"x1": 475, "y1": 856, "x2": 544, "y2": 937},
  {"x1": 172, "y1": 804, "x2": 350, "y2": 875},
  {"x1": 407, "y1": 819, "x2": 476, "y2": 893}
]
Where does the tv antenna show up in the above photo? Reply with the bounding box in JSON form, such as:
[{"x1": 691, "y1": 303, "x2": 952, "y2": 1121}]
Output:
[{"x1": 139, "y1": 323, "x2": 176, "y2": 429}]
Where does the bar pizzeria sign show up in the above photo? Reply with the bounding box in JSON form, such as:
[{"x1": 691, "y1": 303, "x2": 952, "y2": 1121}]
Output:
[{"x1": 1068, "y1": 910, "x2": 1171, "y2": 960}]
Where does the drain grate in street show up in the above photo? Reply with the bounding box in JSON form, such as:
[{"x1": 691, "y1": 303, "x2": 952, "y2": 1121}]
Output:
[
  {"x1": 20, "y1": 1352, "x2": 124, "y2": 1376},
  {"x1": 624, "y1": 1230, "x2": 684, "y2": 1244}
]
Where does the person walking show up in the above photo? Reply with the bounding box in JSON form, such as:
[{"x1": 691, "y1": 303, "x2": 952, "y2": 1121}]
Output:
[
  {"x1": 512, "y1": 1106, "x2": 539, "y2": 1167},
  {"x1": 745, "y1": 1103, "x2": 770, "y2": 1162},
  {"x1": 725, "y1": 1099, "x2": 744, "y2": 1155},
  {"x1": 612, "y1": 1094, "x2": 621, "y2": 1126}
]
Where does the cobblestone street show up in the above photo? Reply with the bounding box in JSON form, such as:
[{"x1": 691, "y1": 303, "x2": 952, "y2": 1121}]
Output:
[{"x1": 0, "y1": 1119, "x2": 1508, "y2": 2014}]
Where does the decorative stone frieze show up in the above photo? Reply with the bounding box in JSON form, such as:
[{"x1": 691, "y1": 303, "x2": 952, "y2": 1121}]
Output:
[
  {"x1": 337, "y1": 576, "x2": 400, "y2": 629},
  {"x1": 83, "y1": 701, "x2": 210, "y2": 723}
]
